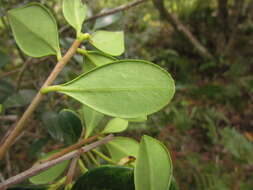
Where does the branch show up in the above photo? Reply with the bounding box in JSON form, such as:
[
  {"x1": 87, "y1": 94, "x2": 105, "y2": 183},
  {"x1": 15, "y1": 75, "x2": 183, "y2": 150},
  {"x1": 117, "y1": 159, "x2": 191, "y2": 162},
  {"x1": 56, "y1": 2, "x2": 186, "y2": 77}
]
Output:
[
  {"x1": 0, "y1": 115, "x2": 18, "y2": 121},
  {"x1": 39, "y1": 135, "x2": 99, "y2": 163},
  {"x1": 85, "y1": 0, "x2": 147, "y2": 22},
  {"x1": 225, "y1": 0, "x2": 245, "y2": 56},
  {"x1": 60, "y1": 0, "x2": 147, "y2": 33},
  {"x1": 152, "y1": 0, "x2": 214, "y2": 59},
  {"x1": 0, "y1": 37, "x2": 87, "y2": 159},
  {"x1": 0, "y1": 134, "x2": 114, "y2": 190}
]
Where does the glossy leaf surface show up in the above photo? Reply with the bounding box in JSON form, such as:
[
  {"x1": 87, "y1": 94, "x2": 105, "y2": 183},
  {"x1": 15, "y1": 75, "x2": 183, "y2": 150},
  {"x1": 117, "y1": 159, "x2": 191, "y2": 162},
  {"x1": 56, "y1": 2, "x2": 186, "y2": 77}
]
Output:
[
  {"x1": 106, "y1": 137, "x2": 139, "y2": 163},
  {"x1": 63, "y1": 0, "x2": 87, "y2": 35},
  {"x1": 72, "y1": 165, "x2": 134, "y2": 190},
  {"x1": 134, "y1": 135, "x2": 173, "y2": 190},
  {"x1": 29, "y1": 151, "x2": 69, "y2": 184},
  {"x1": 43, "y1": 60, "x2": 175, "y2": 118},
  {"x1": 42, "y1": 112, "x2": 63, "y2": 141},
  {"x1": 102, "y1": 118, "x2": 128, "y2": 134},
  {"x1": 58, "y1": 109, "x2": 83, "y2": 145},
  {"x1": 8, "y1": 3, "x2": 60, "y2": 58},
  {"x1": 89, "y1": 30, "x2": 124, "y2": 56},
  {"x1": 80, "y1": 105, "x2": 104, "y2": 138}
]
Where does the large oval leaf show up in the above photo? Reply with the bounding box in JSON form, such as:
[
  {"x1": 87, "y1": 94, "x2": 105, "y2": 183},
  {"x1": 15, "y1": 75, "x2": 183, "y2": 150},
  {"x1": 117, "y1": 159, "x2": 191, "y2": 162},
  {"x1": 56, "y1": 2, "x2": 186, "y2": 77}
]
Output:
[
  {"x1": 105, "y1": 137, "x2": 139, "y2": 163},
  {"x1": 63, "y1": 0, "x2": 87, "y2": 35},
  {"x1": 42, "y1": 60, "x2": 175, "y2": 118},
  {"x1": 29, "y1": 151, "x2": 69, "y2": 184},
  {"x1": 8, "y1": 3, "x2": 61, "y2": 58},
  {"x1": 134, "y1": 135, "x2": 173, "y2": 190},
  {"x1": 89, "y1": 30, "x2": 124, "y2": 56}
]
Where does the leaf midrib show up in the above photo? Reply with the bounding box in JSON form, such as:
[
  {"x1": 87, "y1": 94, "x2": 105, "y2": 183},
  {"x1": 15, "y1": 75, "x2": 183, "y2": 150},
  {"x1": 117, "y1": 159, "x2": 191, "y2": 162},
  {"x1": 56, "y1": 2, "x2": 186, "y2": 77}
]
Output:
[
  {"x1": 57, "y1": 87, "x2": 168, "y2": 93},
  {"x1": 11, "y1": 13, "x2": 57, "y2": 54}
]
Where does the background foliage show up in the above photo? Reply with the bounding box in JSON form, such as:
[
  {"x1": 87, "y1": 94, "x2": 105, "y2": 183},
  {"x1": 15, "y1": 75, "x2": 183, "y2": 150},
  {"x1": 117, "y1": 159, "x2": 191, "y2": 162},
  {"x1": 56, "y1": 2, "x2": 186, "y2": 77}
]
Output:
[{"x1": 0, "y1": 0, "x2": 252, "y2": 189}]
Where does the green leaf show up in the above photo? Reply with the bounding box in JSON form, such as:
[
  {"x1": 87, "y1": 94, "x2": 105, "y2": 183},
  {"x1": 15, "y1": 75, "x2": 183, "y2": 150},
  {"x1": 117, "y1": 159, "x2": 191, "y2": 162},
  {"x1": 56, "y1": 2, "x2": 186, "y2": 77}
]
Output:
[
  {"x1": 126, "y1": 116, "x2": 148, "y2": 123},
  {"x1": 170, "y1": 177, "x2": 180, "y2": 190},
  {"x1": 63, "y1": 0, "x2": 87, "y2": 35},
  {"x1": 42, "y1": 60, "x2": 175, "y2": 118},
  {"x1": 83, "y1": 51, "x2": 117, "y2": 73},
  {"x1": 4, "y1": 89, "x2": 36, "y2": 108},
  {"x1": 89, "y1": 30, "x2": 124, "y2": 56},
  {"x1": 41, "y1": 112, "x2": 63, "y2": 141},
  {"x1": 0, "y1": 50, "x2": 10, "y2": 69},
  {"x1": 93, "y1": 10, "x2": 122, "y2": 30},
  {"x1": 134, "y1": 135, "x2": 173, "y2": 190},
  {"x1": 29, "y1": 151, "x2": 69, "y2": 184},
  {"x1": 7, "y1": 185, "x2": 48, "y2": 190},
  {"x1": 106, "y1": 137, "x2": 139, "y2": 163},
  {"x1": 102, "y1": 118, "x2": 128, "y2": 134},
  {"x1": 0, "y1": 80, "x2": 14, "y2": 103},
  {"x1": 8, "y1": 3, "x2": 61, "y2": 58},
  {"x1": 72, "y1": 165, "x2": 134, "y2": 190},
  {"x1": 80, "y1": 105, "x2": 104, "y2": 138},
  {"x1": 58, "y1": 109, "x2": 83, "y2": 145},
  {"x1": 0, "y1": 104, "x2": 3, "y2": 114}
]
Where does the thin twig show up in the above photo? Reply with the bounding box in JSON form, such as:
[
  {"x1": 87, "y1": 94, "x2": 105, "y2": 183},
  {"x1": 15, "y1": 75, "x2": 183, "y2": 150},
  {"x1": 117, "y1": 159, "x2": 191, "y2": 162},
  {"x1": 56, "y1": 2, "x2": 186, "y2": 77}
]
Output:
[
  {"x1": 0, "y1": 39, "x2": 85, "y2": 159},
  {"x1": 16, "y1": 58, "x2": 33, "y2": 90},
  {"x1": 85, "y1": 0, "x2": 147, "y2": 22},
  {"x1": 39, "y1": 134, "x2": 99, "y2": 163},
  {"x1": 0, "y1": 115, "x2": 18, "y2": 121},
  {"x1": 0, "y1": 134, "x2": 113, "y2": 190},
  {"x1": 65, "y1": 157, "x2": 79, "y2": 187},
  {"x1": 60, "y1": 0, "x2": 147, "y2": 33},
  {"x1": 64, "y1": 117, "x2": 89, "y2": 186}
]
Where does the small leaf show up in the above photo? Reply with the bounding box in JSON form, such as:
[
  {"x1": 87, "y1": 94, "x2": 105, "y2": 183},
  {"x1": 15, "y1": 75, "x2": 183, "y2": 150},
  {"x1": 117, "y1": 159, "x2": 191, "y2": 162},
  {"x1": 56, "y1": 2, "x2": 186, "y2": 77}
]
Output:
[
  {"x1": 4, "y1": 89, "x2": 36, "y2": 108},
  {"x1": 80, "y1": 105, "x2": 104, "y2": 138},
  {"x1": 106, "y1": 137, "x2": 139, "y2": 163},
  {"x1": 102, "y1": 118, "x2": 128, "y2": 134},
  {"x1": 42, "y1": 60, "x2": 175, "y2": 118},
  {"x1": 126, "y1": 116, "x2": 147, "y2": 123},
  {"x1": 0, "y1": 80, "x2": 14, "y2": 103},
  {"x1": 8, "y1": 3, "x2": 61, "y2": 58},
  {"x1": 0, "y1": 50, "x2": 10, "y2": 69},
  {"x1": 89, "y1": 30, "x2": 124, "y2": 56},
  {"x1": 29, "y1": 151, "x2": 69, "y2": 184},
  {"x1": 58, "y1": 109, "x2": 83, "y2": 145},
  {"x1": 63, "y1": 0, "x2": 87, "y2": 35},
  {"x1": 93, "y1": 10, "x2": 122, "y2": 30},
  {"x1": 0, "y1": 104, "x2": 3, "y2": 114},
  {"x1": 134, "y1": 135, "x2": 173, "y2": 190},
  {"x1": 41, "y1": 112, "x2": 63, "y2": 141},
  {"x1": 83, "y1": 51, "x2": 117, "y2": 73},
  {"x1": 170, "y1": 177, "x2": 180, "y2": 190}
]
